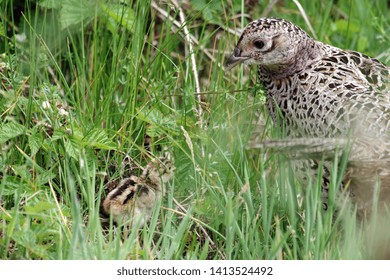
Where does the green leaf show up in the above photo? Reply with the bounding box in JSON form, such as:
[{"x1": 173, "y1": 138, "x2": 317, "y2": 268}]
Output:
[
  {"x1": 190, "y1": 0, "x2": 223, "y2": 24},
  {"x1": 28, "y1": 131, "x2": 44, "y2": 157},
  {"x1": 334, "y1": 19, "x2": 360, "y2": 33},
  {"x1": 36, "y1": 169, "x2": 57, "y2": 186},
  {"x1": 190, "y1": 0, "x2": 206, "y2": 10},
  {"x1": 24, "y1": 201, "x2": 57, "y2": 214},
  {"x1": 0, "y1": 122, "x2": 26, "y2": 144},
  {"x1": 82, "y1": 128, "x2": 117, "y2": 150},
  {"x1": 357, "y1": 36, "x2": 368, "y2": 52},
  {"x1": 0, "y1": 176, "x2": 28, "y2": 194},
  {"x1": 101, "y1": 3, "x2": 135, "y2": 32},
  {"x1": 10, "y1": 164, "x2": 32, "y2": 182},
  {"x1": 64, "y1": 138, "x2": 79, "y2": 159},
  {"x1": 0, "y1": 20, "x2": 5, "y2": 38},
  {"x1": 60, "y1": 0, "x2": 96, "y2": 29},
  {"x1": 39, "y1": 0, "x2": 63, "y2": 9},
  {"x1": 139, "y1": 108, "x2": 178, "y2": 137},
  {"x1": 51, "y1": 129, "x2": 69, "y2": 141}
]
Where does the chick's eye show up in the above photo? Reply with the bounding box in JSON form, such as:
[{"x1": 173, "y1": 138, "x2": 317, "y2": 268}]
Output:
[{"x1": 254, "y1": 40, "x2": 265, "y2": 49}]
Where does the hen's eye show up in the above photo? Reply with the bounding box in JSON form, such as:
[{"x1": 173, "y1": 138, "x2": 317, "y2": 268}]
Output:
[{"x1": 254, "y1": 40, "x2": 265, "y2": 49}]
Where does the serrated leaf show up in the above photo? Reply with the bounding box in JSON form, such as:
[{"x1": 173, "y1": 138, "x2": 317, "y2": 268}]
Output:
[
  {"x1": 10, "y1": 164, "x2": 31, "y2": 181},
  {"x1": 60, "y1": 0, "x2": 96, "y2": 29},
  {"x1": 24, "y1": 201, "x2": 57, "y2": 213},
  {"x1": 0, "y1": 176, "x2": 27, "y2": 194},
  {"x1": 101, "y1": 3, "x2": 135, "y2": 32},
  {"x1": 28, "y1": 132, "x2": 44, "y2": 156},
  {"x1": 139, "y1": 108, "x2": 178, "y2": 137},
  {"x1": 190, "y1": 0, "x2": 223, "y2": 24},
  {"x1": 64, "y1": 138, "x2": 79, "y2": 159},
  {"x1": 39, "y1": 0, "x2": 63, "y2": 9},
  {"x1": 82, "y1": 128, "x2": 117, "y2": 150},
  {"x1": 0, "y1": 122, "x2": 26, "y2": 144},
  {"x1": 36, "y1": 169, "x2": 57, "y2": 186},
  {"x1": 51, "y1": 129, "x2": 70, "y2": 141}
]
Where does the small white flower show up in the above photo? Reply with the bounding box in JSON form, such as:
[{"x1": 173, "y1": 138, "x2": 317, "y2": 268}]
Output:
[
  {"x1": 42, "y1": 101, "x2": 51, "y2": 109},
  {"x1": 15, "y1": 33, "x2": 27, "y2": 42},
  {"x1": 58, "y1": 108, "x2": 69, "y2": 116}
]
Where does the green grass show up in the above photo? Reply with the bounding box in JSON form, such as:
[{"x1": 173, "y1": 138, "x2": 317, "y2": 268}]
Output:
[{"x1": 0, "y1": 0, "x2": 389, "y2": 260}]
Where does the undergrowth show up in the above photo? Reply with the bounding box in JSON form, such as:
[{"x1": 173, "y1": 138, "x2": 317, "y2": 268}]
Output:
[{"x1": 0, "y1": 0, "x2": 389, "y2": 260}]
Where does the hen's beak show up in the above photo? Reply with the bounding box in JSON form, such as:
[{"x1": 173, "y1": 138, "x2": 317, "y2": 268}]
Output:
[{"x1": 224, "y1": 47, "x2": 249, "y2": 71}]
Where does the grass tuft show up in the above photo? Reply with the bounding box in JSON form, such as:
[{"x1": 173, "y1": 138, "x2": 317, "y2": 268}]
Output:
[{"x1": 0, "y1": 0, "x2": 389, "y2": 260}]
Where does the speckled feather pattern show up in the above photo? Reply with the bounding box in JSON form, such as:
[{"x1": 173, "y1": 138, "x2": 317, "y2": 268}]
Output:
[
  {"x1": 226, "y1": 17, "x2": 390, "y2": 212},
  {"x1": 234, "y1": 18, "x2": 390, "y2": 142},
  {"x1": 102, "y1": 154, "x2": 175, "y2": 229}
]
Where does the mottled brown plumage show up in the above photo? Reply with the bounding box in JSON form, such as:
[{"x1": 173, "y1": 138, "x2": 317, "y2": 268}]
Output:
[
  {"x1": 102, "y1": 153, "x2": 175, "y2": 229},
  {"x1": 226, "y1": 17, "x2": 390, "y2": 213}
]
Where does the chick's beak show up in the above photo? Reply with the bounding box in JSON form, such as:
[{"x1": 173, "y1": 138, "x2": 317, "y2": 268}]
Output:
[{"x1": 224, "y1": 47, "x2": 249, "y2": 71}]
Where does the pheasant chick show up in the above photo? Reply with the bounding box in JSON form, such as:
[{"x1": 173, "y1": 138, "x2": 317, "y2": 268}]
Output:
[{"x1": 102, "y1": 153, "x2": 175, "y2": 229}]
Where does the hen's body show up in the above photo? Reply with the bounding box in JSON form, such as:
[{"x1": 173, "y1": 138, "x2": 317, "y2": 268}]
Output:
[
  {"x1": 226, "y1": 18, "x2": 390, "y2": 212},
  {"x1": 262, "y1": 47, "x2": 390, "y2": 140}
]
